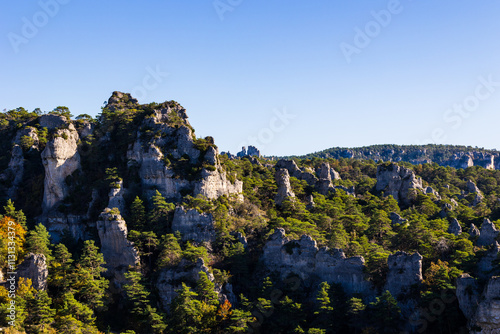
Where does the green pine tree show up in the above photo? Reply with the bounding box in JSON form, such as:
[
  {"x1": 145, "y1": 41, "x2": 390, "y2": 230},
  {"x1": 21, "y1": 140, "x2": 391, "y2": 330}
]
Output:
[
  {"x1": 26, "y1": 223, "x2": 52, "y2": 260},
  {"x1": 129, "y1": 196, "x2": 146, "y2": 230}
]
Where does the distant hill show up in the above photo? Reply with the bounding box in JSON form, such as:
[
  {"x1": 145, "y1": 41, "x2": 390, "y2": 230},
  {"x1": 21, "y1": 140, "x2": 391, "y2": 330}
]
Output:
[{"x1": 298, "y1": 144, "x2": 500, "y2": 170}]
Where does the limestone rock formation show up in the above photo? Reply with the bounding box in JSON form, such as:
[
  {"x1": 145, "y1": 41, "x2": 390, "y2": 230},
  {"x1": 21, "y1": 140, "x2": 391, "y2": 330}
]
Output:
[
  {"x1": 467, "y1": 180, "x2": 484, "y2": 206},
  {"x1": 108, "y1": 180, "x2": 126, "y2": 215},
  {"x1": 477, "y1": 219, "x2": 499, "y2": 247},
  {"x1": 17, "y1": 253, "x2": 48, "y2": 290},
  {"x1": 96, "y1": 209, "x2": 139, "y2": 285},
  {"x1": 473, "y1": 277, "x2": 500, "y2": 333},
  {"x1": 262, "y1": 229, "x2": 371, "y2": 295},
  {"x1": 457, "y1": 275, "x2": 500, "y2": 333},
  {"x1": 470, "y1": 224, "x2": 481, "y2": 238},
  {"x1": 156, "y1": 258, "x2": 213, "y2": 311},
  {"x1": 275, "y1": 159, "x2": 318, "y2": 186},
  {"x1": 390, "y1": 212, "x2": 407, "y2": 226},
  {"x1": 128, "y1": 142, "x2": 191, "y2": 200},
  {"x1": 477, "y1": 242, "x2": 500, "y2": 279},
  {"x1": 126, "y1": 106, "x2": 242, "y2": 201},
  {"x1": 193, "y1": 167, "x2": 243, "y2": 200},
  {"x1": 41, "y1": 123, "x2": 81, "y2": 213},
  {"x1": 275, "y1": 169, "x2": 295, "y2": 206},
  {"x1": 39, "y1": 114, "x2": 68, "y2": 130},
  {"x1": 456, "y1": 274, "x2": 480, "y2": 321},
  {"x1": 172, "y1": 206, "x2": 215, "y2": 243},
  {"x1": 448, "y1": 218, "x2": 462, "y2": 236},
  {"x1": 376, "y1": 163, "x2": 424, "y2": 206},
  {"x1": 425, "y1": 186, "x2": 441, "y2": 200},
  {"x1": 384, "y1": 251, "x2": 423, "y2": 297}
]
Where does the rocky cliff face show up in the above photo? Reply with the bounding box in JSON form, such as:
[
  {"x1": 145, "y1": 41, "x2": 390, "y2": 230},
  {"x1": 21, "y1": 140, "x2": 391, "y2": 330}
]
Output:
[
  {"x1": 156, "y1": 258, "x2": 213, "y2": 311},
  {"x1": 126, "y1": 102, "x2": 242, "y2": 201},
  {"x1": 17, "y1": 253, "x2": 48, "y2": 290},
  {"x1": 262, "y1": 228, "x2": 371, "y2": 295},
  {"x1": 96, "y1": 209, "x2": 139, "y2": 286},
  {"x1": 375, "y1": 163, "x2": 424, "y2": 206},
  {"x1": 107, "y1": 180, "x2": 127, "y2": 215},
  {"x1": 171, "y1": 206, "x2": 215, "y2": 243},
  {"x1": 41, "y1": 121, "x2": 81, "y2": 213},
  {"x1": 457, "y1": 275, "x2": 500, "y2": 333},
  {"x1": 384, "y1": 251, "x2": 423, "y2": 297}
]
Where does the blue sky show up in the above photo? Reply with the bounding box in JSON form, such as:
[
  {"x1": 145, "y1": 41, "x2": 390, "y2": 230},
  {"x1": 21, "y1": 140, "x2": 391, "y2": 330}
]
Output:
[{"x1": 1, "y1": 1, "x2": 500, "y2": 156}]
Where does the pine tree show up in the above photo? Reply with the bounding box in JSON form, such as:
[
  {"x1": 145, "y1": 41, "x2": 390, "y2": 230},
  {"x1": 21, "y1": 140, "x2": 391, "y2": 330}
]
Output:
[
  {"x1": 123, "y1": 270, "x2": 167, "y2": 334},
  {"x1": 79, "y1": 240, "x2": 106, "y2": 278},
  {"x1": 49, "y1": 244, "x2": 74, "y2": 294},
  {"x1": 196, "y1": 271, "x2": 219, "y2": 306},
  {"x1": 157, "y1": 234, "x2": 182, "y2": 268},
  {"x1": 26, "y1": 223, "x2": 52, "y2": 260},
  {"x1": 129, "y1": 196, "x2": 146, "y2": 230},
  {"x1": 149, "y1": 190, "x2": 174, "y2": 231},
  {"x1": 25, "y1": 290, "x2": 56, "y2": 333},
  {"x1": 3, "y1": 199, "x2": 27, "y2": 228},
  {"x1": 73, "y1": 240, "x2": 108, "y2": 311}
]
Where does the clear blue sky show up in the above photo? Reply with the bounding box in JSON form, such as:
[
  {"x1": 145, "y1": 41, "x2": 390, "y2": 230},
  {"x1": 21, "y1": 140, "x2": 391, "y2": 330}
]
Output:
[{"x1": 1, "y1": 1, "x2": 500, "y2": 156}]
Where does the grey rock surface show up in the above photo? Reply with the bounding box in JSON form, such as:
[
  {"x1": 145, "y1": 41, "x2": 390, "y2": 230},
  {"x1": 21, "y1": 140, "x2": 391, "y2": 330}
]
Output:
[
  {"x1": 384, "y1": 251, "x2": 423, "y2": 297},
  {"x1": 448, "y1": 218, "x2": 462, "y2": 236},
  {"x1": 275, "y1": 169, "x2": 295, "y2": 206},
  {"x1": 477, "y1": 219, "x2": 499, "y2": 247},
  {"x1": 376, "y1": 163, "x2": 424, "y2": 206},
  {"x1": 18, "y1": 253, "x2": 48, "y2": 290},
  {"x1": 262, "y1": 228, "x2": 371, "y2": 295},
  {"x1": 172, "y1": 206, "x2": 216, "y2": 243}
]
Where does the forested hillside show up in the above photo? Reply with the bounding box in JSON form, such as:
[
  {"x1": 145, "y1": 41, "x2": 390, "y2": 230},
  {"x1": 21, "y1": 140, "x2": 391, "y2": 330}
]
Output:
[{"x1": 0, "y1": 93, "x2": 499, "y2": 333}]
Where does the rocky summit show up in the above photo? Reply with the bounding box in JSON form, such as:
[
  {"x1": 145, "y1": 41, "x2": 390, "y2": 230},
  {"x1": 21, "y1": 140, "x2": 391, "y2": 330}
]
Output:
[{"x1": 1, "y1": 92, "x2": 500, "y2": 333}]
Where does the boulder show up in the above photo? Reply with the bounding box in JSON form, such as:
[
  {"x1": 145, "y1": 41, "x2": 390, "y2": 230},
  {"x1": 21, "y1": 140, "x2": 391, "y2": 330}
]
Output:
[
  {"x1": 17, "y1": 253, "x2": 48, "y2": 290},
  {"x1": 448, "y1": 218, "x2": 462, "y2": 236},
  {"x1": 470, "y1": 224, "x2": 480, "y2": 238},
  {"x1": 390, "y1": 212, "x2": 407, "y2": 226}
]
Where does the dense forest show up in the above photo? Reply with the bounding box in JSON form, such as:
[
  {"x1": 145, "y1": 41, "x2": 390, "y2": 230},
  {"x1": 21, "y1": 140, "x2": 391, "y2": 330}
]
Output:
[{"x1": 0, "y1": 93, "x2": 499, "y2": 333}]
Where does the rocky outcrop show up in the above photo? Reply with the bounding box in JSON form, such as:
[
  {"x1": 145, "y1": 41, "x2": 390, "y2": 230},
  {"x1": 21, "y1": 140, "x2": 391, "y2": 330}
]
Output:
[
  {"x1": 456, "y1": 274, "x2": 481, "y2": 322},
  {"x1": 193, "y1": 167, "x2": 243, "y2": 200},
  {"x1": 467, "y1": 180, "x2": 484, "y2": 206},
  {"x1": 457, "y1": 275, "x2": 500, "y2": 333},
  {"x1": 17, "y1": 253, "x2": 48, "y2": 290},
  {"x1": 425, "y1": 186, "x2": 441, "y2": 200},
  {"x1": 470, "y1": 224, "x2": 481, "y2": 238},
  {"x1": 108, "y1": 180, "x2": 126, "y2": 215},
  {"x1": 275, "y1": 169, "x2": 295, "y2": 206},
  {"x1": 156, "y1": 258, "x2": 213, "y2": 311},
  {"x1": 275, "y1": 159, "x2": 318, "y2": 186},
  {"x1": 472, "y1": 277, "x2": 500, "y2": 333},
  {"x1": 172, "y1": 206, "x2": 215, "y2": 243},
  {"x1": 127, "y1": 142, "x2": 191, "y2": 200},
  {"x1": 126, "y1": 103, "x2": 242, "y2": 201},
  {"x1": 384, "y1": 252, "x2": 423, "y2": 297},
  {"x1": 41, "y1": 123, "x2": 81, "y2": 213},
  {"x1": 262, "y1": 229, "x2": 371, "y2": 295},
  {"x1": 376, "y1": 163, "x2": 424, "y2": 206},
  {"x1": 96, "y1": 209, "x2": 139, "y2": 285},
  {"x1": 237, "y1": 146, "x2": 261, "y2": 158},
  {"x1": 477, "y1": 242, "x2": 500, "y2": 279},
  {"x1": 390, "y1": 212, "x2": 407, "y2": 226},
  {"x1": 448, "y1": 218, "x2": 462, "y2": 236},
  {"x1": 477, "y1": 219, "x2": 499, "y2": 247}
]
